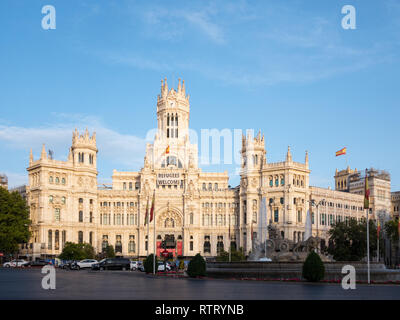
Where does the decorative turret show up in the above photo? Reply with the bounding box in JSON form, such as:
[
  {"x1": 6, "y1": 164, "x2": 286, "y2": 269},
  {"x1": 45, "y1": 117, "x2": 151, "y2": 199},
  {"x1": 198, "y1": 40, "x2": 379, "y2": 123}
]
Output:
[
  {"x1": 286, "y1": 146, "x2": 292, "y2": 162},
  {"x1": 305, "y1": 150, "x2": 309, "y2": 167},
  {"x1": 29, "y1": 149, "x2": 33, "y2": 165},
  {"x1": 71, "y1": 129, "x2": 98, "y2": 167},
  {"x1": 40, "y1": 144, "x2": 47, "y2": 160},
  {"x1": 241, "y1": 130, "x2": 265, "y2": 169}
]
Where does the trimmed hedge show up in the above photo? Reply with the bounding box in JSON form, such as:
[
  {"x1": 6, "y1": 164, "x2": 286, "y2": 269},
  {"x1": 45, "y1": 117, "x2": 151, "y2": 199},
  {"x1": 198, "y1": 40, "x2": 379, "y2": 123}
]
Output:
[
  {"x1": 144, "y1": 254, "x2": 158, "y2": 273},
  {"x1": 302, "y1": 251, "x2": 325, "y2": 282},
  {"x1": 187, "y1": 253, "x2": 206, "y2": 277}
]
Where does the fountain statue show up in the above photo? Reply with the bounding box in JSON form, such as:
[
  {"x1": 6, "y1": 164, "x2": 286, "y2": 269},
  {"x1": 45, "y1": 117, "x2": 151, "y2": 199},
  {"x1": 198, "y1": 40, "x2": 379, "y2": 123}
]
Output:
[{"x1": 248, "y1": 224, "x2": 331, "y2": 262}]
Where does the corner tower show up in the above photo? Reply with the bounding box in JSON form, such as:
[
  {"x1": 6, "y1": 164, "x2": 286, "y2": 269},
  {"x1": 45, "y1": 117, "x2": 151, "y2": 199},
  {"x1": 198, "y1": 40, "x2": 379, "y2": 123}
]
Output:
[{"x1": 71, "y1": 128, "x2": 98, "y2": 168}]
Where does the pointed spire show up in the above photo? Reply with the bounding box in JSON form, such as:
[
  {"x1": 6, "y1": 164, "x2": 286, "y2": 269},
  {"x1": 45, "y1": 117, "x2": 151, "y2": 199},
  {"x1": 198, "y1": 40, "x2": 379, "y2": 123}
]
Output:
[
  {"x1": 164, "y1": 77, "x2": 168, "y2": 95},
  {"x1": 68, "y1": 147, "x2": 73, "y2": 162},
  {"x1": 305, "y1": 150, "x2": 309, "y2": 166},
  {"x1": 40, "y1": 144, "x2": 47, "y2": 160},
  {"x1": 182, "y1": 79, "x2": 186, "y2": 95},
  {"x1": 177, "y1": 78, "x2": 182, "y2": 93},
  {"x1": 29, "y1": 149, "x2": 33, "y2": 164},
  {"x1": 286, "y1": 146, "x2": 292, "y2": 162}
]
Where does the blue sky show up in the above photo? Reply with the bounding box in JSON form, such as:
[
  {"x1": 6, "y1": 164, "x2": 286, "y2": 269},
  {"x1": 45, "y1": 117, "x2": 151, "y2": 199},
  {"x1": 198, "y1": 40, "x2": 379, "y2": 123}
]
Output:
[{"x1": 0, "y1": 0, "x2": 399, "y2": 190}]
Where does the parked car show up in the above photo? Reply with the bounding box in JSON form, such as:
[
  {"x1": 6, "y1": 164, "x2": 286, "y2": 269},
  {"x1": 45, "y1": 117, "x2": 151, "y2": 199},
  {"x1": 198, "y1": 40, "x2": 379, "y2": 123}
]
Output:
[
  {"x1": 3, "y1": 259, "x2": 29, "y2": 268},
  {"x1": 75, "y1": 259, "x2": 98, "y2": 270},
  {"x1": 138, "y1": 263, "x2": 145, "y2": 272},
  {"x1": 91, "y1": 258, "x2": 130, "y2": 271},
  {"x1": 26, "y1": 259, "x2": 51, "y2": 267},
  {"x1": 130, "y1": 260, "x2": 141, "y2": 271},
  {"x1": 157, "y1": 262, "x2": 171, "y2": 272},
  {"x1": 58, "y1": 261, "x2": 73, "y2": 269}
]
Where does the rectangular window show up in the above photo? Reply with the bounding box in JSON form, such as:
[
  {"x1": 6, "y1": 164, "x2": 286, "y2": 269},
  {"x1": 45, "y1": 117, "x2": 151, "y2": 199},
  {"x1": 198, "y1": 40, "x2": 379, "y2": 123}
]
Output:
[
  {"x1": 274, "y1": 209, "x2": 279, "y2": 222},
  {"x1": 55, "y1": 208, "x2": 60, "y2": 222}
]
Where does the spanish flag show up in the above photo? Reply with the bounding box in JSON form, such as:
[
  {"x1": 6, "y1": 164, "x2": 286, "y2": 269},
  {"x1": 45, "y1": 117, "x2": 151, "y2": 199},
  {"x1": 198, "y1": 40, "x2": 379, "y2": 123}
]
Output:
[
  {"x1": 144, "y1": 197, "x2": 149, "y2": 225},
  {"x1": 165, "y1": 145, "x2": 170, "y2": 154},
  {"x1": 364, "y1": 171, "x2": 370, "y2": 209},
  {"x1": 149, "y1": 190, "x2": 155, "y2": 223},
  {"x1": 335, "y1": 147, "x2": 346, "y2": 156}
]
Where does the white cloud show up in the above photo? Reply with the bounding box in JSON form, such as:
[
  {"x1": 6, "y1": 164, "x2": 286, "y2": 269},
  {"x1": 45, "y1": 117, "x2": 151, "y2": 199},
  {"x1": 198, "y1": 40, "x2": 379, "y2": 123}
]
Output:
[{"x1": 0, "y1": 114, "x2": 148, "y2": 176}]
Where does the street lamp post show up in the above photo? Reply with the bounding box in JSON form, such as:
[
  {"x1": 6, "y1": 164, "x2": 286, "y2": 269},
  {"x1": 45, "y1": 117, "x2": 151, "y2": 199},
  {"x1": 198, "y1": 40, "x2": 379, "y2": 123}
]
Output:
[{"x1": 310, "y1": 199, "x2": 325, "y2": 252}]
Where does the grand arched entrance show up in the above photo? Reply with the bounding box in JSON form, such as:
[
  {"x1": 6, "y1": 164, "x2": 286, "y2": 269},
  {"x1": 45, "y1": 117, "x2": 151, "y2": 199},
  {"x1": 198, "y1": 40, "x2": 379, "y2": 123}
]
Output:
[{"x1": 155, "y1": 207, "x2": 183, "y2": 258}]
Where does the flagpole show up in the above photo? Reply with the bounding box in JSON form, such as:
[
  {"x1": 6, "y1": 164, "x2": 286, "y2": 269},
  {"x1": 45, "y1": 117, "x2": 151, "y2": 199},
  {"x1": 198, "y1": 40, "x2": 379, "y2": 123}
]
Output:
[
  {"x1": 146, "y1": 196, "x2": 149, "y2": 257},
  {"x1": 377, "y1": 233, "x2": 379, "y2": 263},
  {"x1": 366, "y1": 208, "x2": 370, "y2": 284},
  {"x1": 228, "y1": 214, "x2": 231, "y2": 263},
  {"x1": 153, "y1": 190, "x2": 156, "y2": 275},
  {"x1": 364, "y1": 169, "x2": 370, "y2": 284}
]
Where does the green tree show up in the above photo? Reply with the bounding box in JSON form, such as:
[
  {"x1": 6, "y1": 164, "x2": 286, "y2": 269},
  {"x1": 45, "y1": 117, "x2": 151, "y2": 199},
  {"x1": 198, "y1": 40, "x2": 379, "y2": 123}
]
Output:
[
  {"x1": 59, "y1": 242, "x2": 95, "y2": 260},
  {"x1": 104, "y1": 244, "x2": 115, "y2": 258},
  {"x1": 302, "y1": 251, "x2": 325, "y2": 282},
  {"x1": 187, "y1": 253, "x2": 206, "y2": 277},
  {"x1": 0, "y1": 188, "x2": 30, "y2": 255},
  {"x1": 327, "y1": 219, "x2": 378, "y2": 261},
  {"x1": 384, "y1": 219, "x2": 399, "y2": 242},
  {"x1": 144, "y1": 253, "x2": 158, "y2": 273},
  {"x1": 216, "y1": 246, "x2": 246, "y2": 262}
]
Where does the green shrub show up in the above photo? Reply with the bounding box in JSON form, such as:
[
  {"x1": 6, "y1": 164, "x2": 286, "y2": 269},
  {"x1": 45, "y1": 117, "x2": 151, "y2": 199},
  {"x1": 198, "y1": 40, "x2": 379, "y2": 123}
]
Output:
[
  {"x1": 187, "y1": 253, "x2": 206, "y2": 277},
  {"x1": 302, "y1": 251, "x2": 325, "y2": 282},
  {"x1": 144, "y1": 254, "x2": 158, "y2": 273}
]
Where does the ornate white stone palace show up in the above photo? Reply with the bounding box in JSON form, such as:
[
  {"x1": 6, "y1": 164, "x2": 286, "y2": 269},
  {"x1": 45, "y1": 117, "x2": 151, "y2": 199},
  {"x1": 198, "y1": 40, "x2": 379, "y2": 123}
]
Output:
[{"x1": 24, "y1": 79, "x2": 393, "y2": 260}]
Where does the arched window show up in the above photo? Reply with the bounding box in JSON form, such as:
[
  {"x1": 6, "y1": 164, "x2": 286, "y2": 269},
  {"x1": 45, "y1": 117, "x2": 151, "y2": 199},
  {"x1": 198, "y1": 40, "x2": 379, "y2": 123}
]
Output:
[
  {"x1": 78, "y1": 231, "x2": 83, "y2": 244},
  {"x1": 115, "y1": 235, "x2": 122, "y2": 253},
  {"x1": 55, "y1": 177, "x2": 59, "y2": 184},
  {"x1": 48, "y1": 230, "x2": 52, "y2": 249},
  {"x1": 102, "y1": 235, "x2": 108, "y2": 252},
  {"x1": 49, "y1": 195, "x2": 53, "y2": 203},
  {"x1": 62, "y1": 230, "x2": 66, "y2": 248},
  {"x1": 214, "y1": 183, "x2": 218, "y2": 191},
  {"x1": 208, "y1": 183, "x2": 212, "y2": 191},
  {"x1": 129, "y1": 237, "x2": 136, "y2": 253},
  {"x1": 202, "y1": 183, "x2": 206, "y2": 191},
  {"x1": 62, "y1": 178, "x2": 66, "y2": 185},
  {"x1": 49, "y1": 176, "x2": 53, "y2": 183},
  {"x1": 203, "y1": 236, "x2": 211, "y2": 253},
  {"x1": 217, "y1": 214, "x2": 223, "y2": 226},
  {"x1": 217, "y1": 236, "x2": 224, "y2": 254},
  {"x1": 89, "y1": 231, "x2": 93, "y2": 245},
  {"x1": 79, "y1": 211, "x2": 83, "y2": 222},
  {"x1": 164, "y1": 218, "x2": 175, "y2": 228}
]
